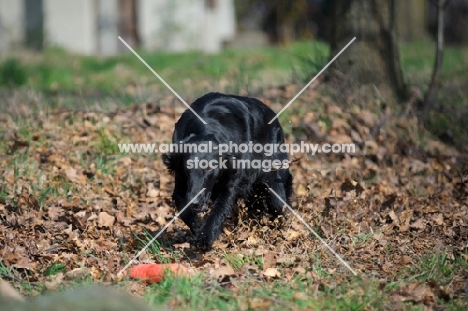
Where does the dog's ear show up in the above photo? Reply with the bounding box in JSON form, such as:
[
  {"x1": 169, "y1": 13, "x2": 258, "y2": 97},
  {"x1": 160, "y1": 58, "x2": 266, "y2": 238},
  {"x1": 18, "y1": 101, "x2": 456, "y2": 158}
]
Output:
[
  {"x1": 221, "y1": 152, "x2": 235, "y2": 169},
  {"x1": 162, "y1": 153, "x2": 174, "y2": 171}
]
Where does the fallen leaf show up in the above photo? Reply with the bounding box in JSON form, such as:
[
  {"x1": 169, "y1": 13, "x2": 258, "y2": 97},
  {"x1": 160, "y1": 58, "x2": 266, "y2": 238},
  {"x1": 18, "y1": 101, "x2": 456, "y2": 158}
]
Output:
[
  {"x1": 173, "y1": 242, "x2": 190, "y2": 249},
  {"x1": 66, "y1": 267, "x2": 90, "y2": 280},
  {"x1": 410, "y1": 218, "x2": 425, "y2": 230},
  {"x1": 210, "y1": 265, "x2": 235, "y2": 279},
  {"x1": 98, "y1": 212, "x2": 115, "y2": 227},
  {"x1": 12, "y1": 257, "x2": 37, "y2": 270},
  {"x1": 262, "y1": 267, "x2": 281, "y2": 278},
  {"x1": 146, "y1": 183, "x2": 159, "y2": 198},
  {"x1": 249, "y1": 298, "x2": 271, "y2": 309},
  {"x1": 63, "y1": 167, "x2": 86, "y2": 184},
  {"x1": 44, "y1": 273, "x2": 64, "y2": 290},
  {"x1": 286, "y1": 230, "x2": 300, "y2": 241}
]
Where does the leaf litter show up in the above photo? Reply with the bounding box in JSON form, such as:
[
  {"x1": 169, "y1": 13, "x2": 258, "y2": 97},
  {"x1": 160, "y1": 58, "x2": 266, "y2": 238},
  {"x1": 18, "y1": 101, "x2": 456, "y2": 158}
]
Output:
[{"x1": 0, "y1": 84, "x2": 467, "y2": 308}]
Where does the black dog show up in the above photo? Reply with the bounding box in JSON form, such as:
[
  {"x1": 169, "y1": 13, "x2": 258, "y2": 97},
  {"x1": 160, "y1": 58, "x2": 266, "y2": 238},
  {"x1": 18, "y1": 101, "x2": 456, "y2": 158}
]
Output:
[{"x1": 163, "y1": 93, "x2": 292, "y2": 250}]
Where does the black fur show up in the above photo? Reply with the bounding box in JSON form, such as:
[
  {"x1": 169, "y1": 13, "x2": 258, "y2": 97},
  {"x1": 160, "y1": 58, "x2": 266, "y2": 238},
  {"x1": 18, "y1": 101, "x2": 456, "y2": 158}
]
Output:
[{"x1": 163, "y1": 93, "x2": 292, "y2": 250}]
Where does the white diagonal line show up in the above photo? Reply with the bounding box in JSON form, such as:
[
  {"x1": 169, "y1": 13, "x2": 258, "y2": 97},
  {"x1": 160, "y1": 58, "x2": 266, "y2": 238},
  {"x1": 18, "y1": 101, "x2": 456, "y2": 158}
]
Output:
[
  {"x1": 117, "y1": 188, "x2": 206, "y2": 276},
  {"x1": 268, "y1": 37, "x2": 356, "y2": 124},
  {"x1": 118, "y1": 36, "x2": 207, "y2": 125},
  {"x1": 268, "y1": 188, "x2": 358, "y2": 276}
]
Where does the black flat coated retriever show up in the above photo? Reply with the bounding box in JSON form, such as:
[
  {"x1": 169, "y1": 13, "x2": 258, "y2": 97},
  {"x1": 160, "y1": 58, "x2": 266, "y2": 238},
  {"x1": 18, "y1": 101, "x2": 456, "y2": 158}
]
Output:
[{"x1": 163, "y1": 93, "x2": 292, "y2": 250}]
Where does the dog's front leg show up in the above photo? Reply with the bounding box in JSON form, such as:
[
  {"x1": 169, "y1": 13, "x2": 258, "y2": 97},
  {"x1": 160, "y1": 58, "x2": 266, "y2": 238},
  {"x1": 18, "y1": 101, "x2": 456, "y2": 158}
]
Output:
[
  {"x1": 195, "y1": 186, "x2": 238, "y2": 251},
  {"x1": 173, "y1": 173, "x2": 203, "y2": 234}
]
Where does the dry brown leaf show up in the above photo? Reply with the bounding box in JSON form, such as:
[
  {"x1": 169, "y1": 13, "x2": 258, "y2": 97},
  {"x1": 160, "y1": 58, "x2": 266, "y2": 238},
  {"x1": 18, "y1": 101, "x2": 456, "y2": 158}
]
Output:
[
  {"x1": 44, "y1": 273, "x2": 64, "y2": 290},
  {"x1": 432, "y1": 213, "x2": 444, "y2": 226},
  {"x1": 249, "y1": 298, "x2": 271, "y2": 309},
  {"x1": 286, "y1": 230, "x2": 301, "y2": 241},
  {"x1": 173, "y1": 242, "x2": 190, "y2": 249},
  {"x1": 65, "y1": 267, "x2": 90, "y2": 280},
  {"x1": 146, "y1": 183, "x2": 159, "y2": 198},
  {"x1": 410, "y1": 218, "x2": 426, "y2": 231},
  {"x1": 262, "y1": 267, "x2": 281, "y2": 278},
  {"x1": 402, "y1": 255, "x2": 412, "y2": 264},
  {"x1": 98, "y1": 212, "x2": 115, "y2": 227},
  {"x1": 399, "y1": 210, "x2": 413, "y2": 232},
  {"x1": 393, "y1": 282, "x2": 436, "y2": 305},
  {"x1": 63, "y1": 167, "x2": 87, "y2": 184},
  {"x1": 210, "y1": 265, "x2": 235, "y2": 279},
  {"x1": 12, "y1": 257, "x2": 37, "y2": 270},
  {"x1": 296, "y1": 183, "x2": 308, "y2": 196}
]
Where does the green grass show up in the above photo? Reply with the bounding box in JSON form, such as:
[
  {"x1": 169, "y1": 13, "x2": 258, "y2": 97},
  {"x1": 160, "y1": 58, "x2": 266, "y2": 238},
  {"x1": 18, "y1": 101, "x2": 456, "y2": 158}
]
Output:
[
  {"x1": 141, "y1": 272, "x2": 391, "y2": 310},
  {"x1": 0, "y1": 42, "x2": 329, "y2": 96},
  {"x1": 145, "y1": 273, "x2": 237, "y2": 310},
  {"x1": 2, "y1": 40, "x2": 465, "y2": 100},
  {"x1": 35, "y1": 186, "x2": 55, "y2": 211},
  {"x1": 0, "y1": 58, "x2": 27, "y2": 86},
  {"x1": 141, "y1": 250, "x2": 468, "y2": 310},
  {"x1": 132, "y1": 230, "x2": 181, "y2": 264},
  {"x1": 406, "y1": 251, "x2": 468, "y2": 284},
  {"x1": 224, "y1": 252, "x2": 264, "y2": 270},
  {"x1": 400, "y1": 42, "x2": 468, "y2": 85},
  {"x1": 43, "y1": 262, "x2": 67, "y2": 277},
  {"x1": 0, "y1": 261, "x2": 17, "y2": 280}
]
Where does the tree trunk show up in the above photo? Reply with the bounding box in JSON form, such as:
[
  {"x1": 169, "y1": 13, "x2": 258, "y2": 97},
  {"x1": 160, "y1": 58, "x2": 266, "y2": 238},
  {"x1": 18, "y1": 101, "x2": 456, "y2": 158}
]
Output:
[
  {"x1": 423, "y1": 0, "x2": 448, "y2": 112},
  {"x1": 395, "y1": 0, "x2": 427, "y2": 42},
  {"x1": 330, "y1": 0, "x2": 407, "y2": 103}
]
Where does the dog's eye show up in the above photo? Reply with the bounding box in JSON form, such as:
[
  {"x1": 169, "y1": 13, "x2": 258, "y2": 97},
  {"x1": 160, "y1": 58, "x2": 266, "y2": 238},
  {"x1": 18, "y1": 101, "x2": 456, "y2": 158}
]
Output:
[{"x1": 205, "y1": 167, "x2": 214, "y2": 172}]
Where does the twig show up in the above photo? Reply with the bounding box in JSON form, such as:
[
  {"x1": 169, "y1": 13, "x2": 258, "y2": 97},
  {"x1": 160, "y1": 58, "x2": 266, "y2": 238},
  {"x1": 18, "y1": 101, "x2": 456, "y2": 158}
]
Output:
[{"x1": 422, "y1": 0, "x2": 451, "y2": 112}]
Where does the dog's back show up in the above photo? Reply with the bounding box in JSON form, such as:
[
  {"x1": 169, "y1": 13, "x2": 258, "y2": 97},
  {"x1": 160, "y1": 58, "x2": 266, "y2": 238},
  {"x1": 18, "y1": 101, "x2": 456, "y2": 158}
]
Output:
[{"x1": 173, "y1": 92, "x2": 283, "y2": 145}]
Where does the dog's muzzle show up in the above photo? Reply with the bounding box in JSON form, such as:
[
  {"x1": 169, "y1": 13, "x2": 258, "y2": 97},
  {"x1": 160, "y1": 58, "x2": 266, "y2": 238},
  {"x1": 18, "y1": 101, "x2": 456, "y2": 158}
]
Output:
[{"x1": 192, "y1": 203, "x2": 208, "y2": 213}]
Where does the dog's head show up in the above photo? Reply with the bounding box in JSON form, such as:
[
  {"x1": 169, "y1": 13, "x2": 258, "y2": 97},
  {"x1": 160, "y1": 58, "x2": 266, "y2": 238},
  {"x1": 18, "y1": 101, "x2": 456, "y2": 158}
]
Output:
[{"x1": 163, "y1": 133, "x2": 229, "y2": 213}]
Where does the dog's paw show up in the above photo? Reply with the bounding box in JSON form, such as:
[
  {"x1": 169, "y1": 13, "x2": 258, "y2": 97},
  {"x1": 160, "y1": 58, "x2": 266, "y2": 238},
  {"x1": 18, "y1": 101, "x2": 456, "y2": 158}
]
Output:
[{"x1": 194, "y1": 232, "x2": 213, "y2": 252}]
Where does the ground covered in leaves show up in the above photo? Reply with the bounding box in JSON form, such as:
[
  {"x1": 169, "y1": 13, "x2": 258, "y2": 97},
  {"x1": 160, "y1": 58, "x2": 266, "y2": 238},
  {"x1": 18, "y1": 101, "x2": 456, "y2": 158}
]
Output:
[{"x1": 0, "y1": 82, "x2": 467, "y2": 310}]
